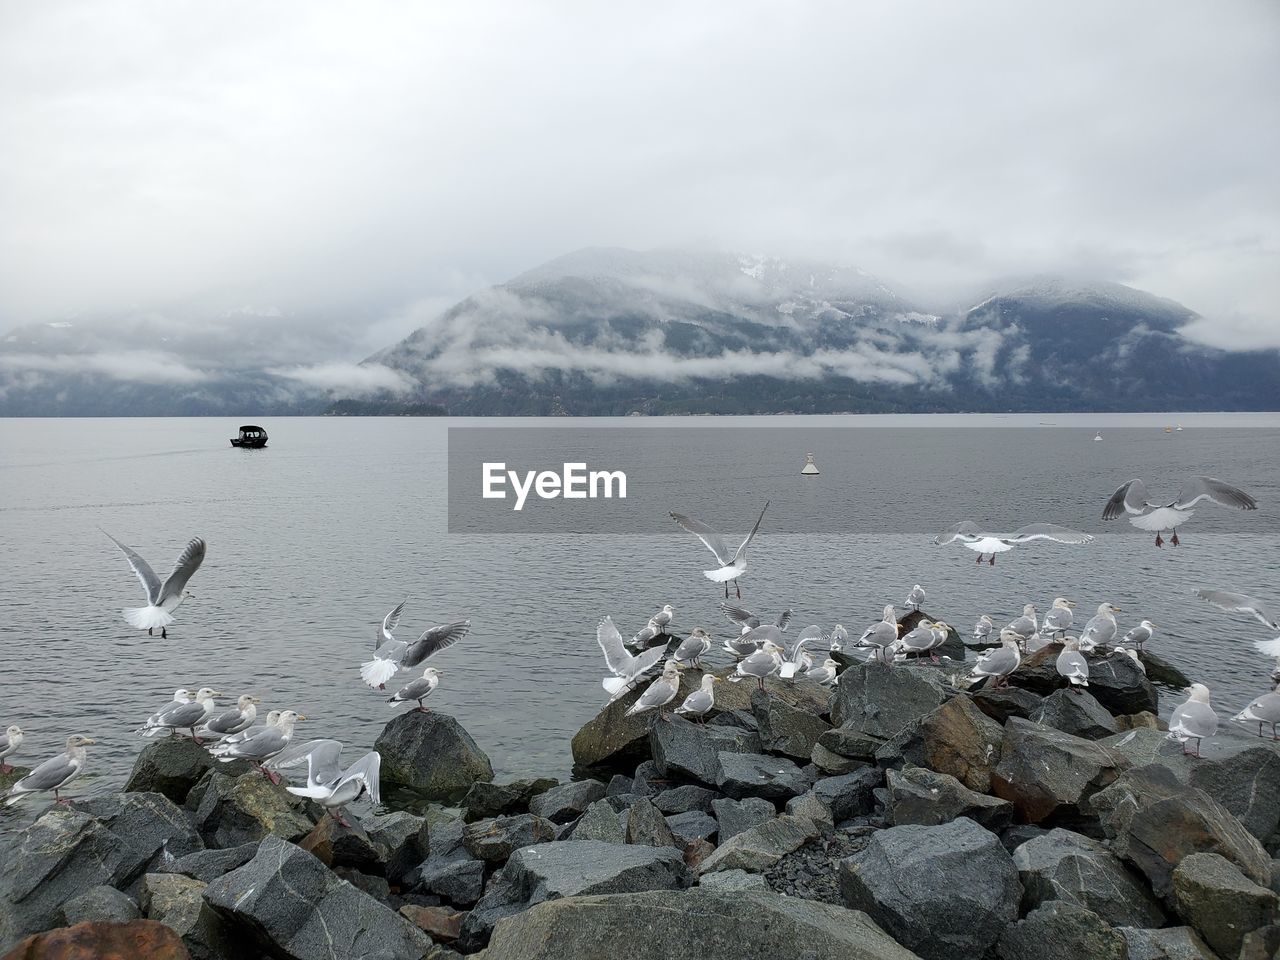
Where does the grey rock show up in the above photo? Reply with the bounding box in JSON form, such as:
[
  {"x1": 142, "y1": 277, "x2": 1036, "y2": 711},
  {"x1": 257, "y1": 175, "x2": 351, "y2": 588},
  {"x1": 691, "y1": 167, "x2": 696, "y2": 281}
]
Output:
[
  {"x1": 1011, "y1": 643, "x2": 1159, "y2": 714},
  {"x1": 527, "y1": 779, "x2": 606, "y2": 824},
  {"x1": 565, "y1": 799, "x2": 628, "y2": 843},
  {"x1": 1186, "y1": 746, "x2": 1280, "y2": 844},
  {"x1": 463, "y1": 813, "x2": 557, "y2": 863},
  {"x1": 653, "y1": 784, "x2": 718, "y2": 814},
  {"x1": 140, "y1": 872, "x2": 232, "y2": 960},
  {"x1": 1171, "y1": 851, "x2": 1279, "y2": 958},
  {"x1": 1030, "y1": 689, "x2": 1119, "y2": 740},
  {"x1": 605, "y1": 774, "x2": 634, "y2": 796},
  {"x1": 1000, "y1": 824, "x2": 1049, "y2": 853},
  {"x1": 751, "y1": 689, "x2": 832, "y2": 761},
  {"x1": 124, "y1": 737, "x2": 225, "y2": 805},
  {"x1": 365, "y1": 810, "x2": 430, "y2": 883},
  {"x1": 714, "y1": 751, "x2": 810, "y2": 802},
  {"x1": 839, "y1": 817, "x2": 1022, "y2": 960},
  {"x1": 811, "y1": 742, "x2": 868, "y2": 775},
  {"x1": 191, "y1": 771, "x2": 316, "y2": 848},
  {"x1": 1013, "y1": 827, "x2": 1166, "y2": 927},
  {"x1": 996, "y1": 901, "x2": 1128, "y2": 960},
  {"x1": 697, "y1": 869, "x2": 768, "y2": 892},
  {"x1": 651, "y1": 716, "x2": 761, "y2": 785},
  {"x1": 813, "y1": 767, "x2": 882, "y2": 822},
  {"x1": 462, "y1": 777, "x2": 558, "y2": 822},
  {"x1": 785, "y1": 791, "x2": 834, "y2": 829},
  {"x1": 1241, "y1": 924, "x2": 1280, "y2": 960},
  {"x1": 665, "y1": 810, "x2": 718, "y2": 844},
  {"x1": 203, "y1": 834, "x2": 433, "y2": 960},
  {"x1": 160, "y1": 843, "x2": 260, "y2": 883},
  {"x1": 886, "y1": 766, "x2": 1013, "y2": 832},
  {"x1": 408, "y1": 823, "x2": 486, "y2": 910},
  {"x1": 625, "y1": 797, "x2": 679, "y2": 847},
  {"x1": 816, "y1": 726, "x2": 883, "y2": 761},
  {"x1": 374, "y1": 710, "x2": 495, "y2": 803},
  {"x1": 877, "y1": 694, "x2": 1005, "y2": 793},
  {"x1": 990, "y1": 718, "x2": 1128, "y2": 824},
  {"x1": 711, "y1": 796, "x2": 776, "y2": 842},
  {"x1": 60, "y1": 885, "x2": 140, "y2": 926},
  {"x1": 829, "y1": 661, "x2": 949, "y2": 738},
  {"x1": 973, "y1": 686, "x2": 1045, "y2": 724},
  {"x1": 709, "y1": 708, "x2": 760, "y2": 731},
  {"x1": 630, "y1": 761, "x2": 664, "y2": 797},
  {"x1": 697, "y1": 814, "x2": 819, "y2": 874},
  {"x1": 1119, "y1": 925, "x2": 1227, "y2": 960}
]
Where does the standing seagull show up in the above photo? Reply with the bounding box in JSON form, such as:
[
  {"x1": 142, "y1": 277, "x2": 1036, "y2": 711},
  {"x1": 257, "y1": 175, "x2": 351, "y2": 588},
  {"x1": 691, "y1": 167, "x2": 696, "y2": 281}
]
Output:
[
  {"x1": 197, "y1": 695, "x2": 260, "y2": 741},
  {"x1": 138, "y1": 688, "x2": 220, "y2": 742},
  {"x1": 597, "y1": 616, "x2": 669, "y2": 700},
  {"x1": 387, "y1": 667, "x2": 443, "y2": 712},
  {"x1": 857, "y1": 605, "x2": 900, "y2": 662},
  {"x1": 1041, "y1": 598, "x2": 1075, "y2": 639},
  {"x1": 1, "y1": 725, "x2": 24, "y2": 773},
  {"x1": 671, "y1": 501, "x2": 769, "y2": 598},
  {"x1": 972, "y1": 615, "x2": 994, "y2": 647},
  {"x1": 672, "y1": 628, "x2": 713, "y2": 668},
  {"x1": 905, "y1": 584, "x2": 926, "y2": 612},
  {"x1": 969, "y1": 630, "x2": 1022, "y2": 688},
  {"x1": 674, "y1": 675, "x2": 721, "y2": 723},
  {"x1": 625, "y1": 661, "x2": 683, "y2": 720},
  {"x1": 730, "y1": 641, "x2": 785, "y2": 691},
  {"x1": 1103, "y1": 477, "x2": 1257, "y2": 546},
  {"x1": 211, "y1": 710, "x2": 306, "y2": 782},
  {"x1": 1056, "y1": 639, "x2": 1090, "y2": 691},
  {"x1": 935, "y1": 522, "x2": 1093, "y2": 565},
  {"x1": 273, "y1": 739, "x2": 381, "y2": 828},
  {"x1": 5, "y1": 735, "x2": 95, "y2": 806},
  {"x1": 1122, "y1": 620, "x2": 1157, "y2": 652},
  {"x1": 1234, "y1": 690, "x2": 1280, "y2": 740},
  {"x1": 104, "y1": 533, "x2": 205, "y2": 638},
  {"x1": 1007, "y1": 605, "x2": 1039, "y2": 646},
  {"x1": 1079, "y1": 603, "x2": 1121, "y2": 653},
  {"x1": 1168, "y1": 683, "x2": 1218, "y2": 757}
]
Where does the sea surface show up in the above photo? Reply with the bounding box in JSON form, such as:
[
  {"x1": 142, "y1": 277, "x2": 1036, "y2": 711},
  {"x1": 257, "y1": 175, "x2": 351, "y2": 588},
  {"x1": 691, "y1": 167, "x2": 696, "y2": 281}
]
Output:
[{"x1": 1, "y1": 413, "x2": 1278, "y2": 835}]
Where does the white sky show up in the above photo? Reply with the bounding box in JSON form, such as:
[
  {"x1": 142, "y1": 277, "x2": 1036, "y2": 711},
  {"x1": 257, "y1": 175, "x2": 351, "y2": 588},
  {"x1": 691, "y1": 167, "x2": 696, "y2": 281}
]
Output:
[{"x1": 1, "y1": 0, "x2": 1277, "y2": 351}]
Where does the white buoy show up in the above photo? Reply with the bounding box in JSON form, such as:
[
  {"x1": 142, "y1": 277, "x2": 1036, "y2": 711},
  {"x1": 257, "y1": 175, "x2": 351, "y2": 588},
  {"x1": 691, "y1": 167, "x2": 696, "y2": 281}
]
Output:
[
  {"x1": 1093, "y1": 432, "x2": 1102, "y2": 442},
  {"x1": 801, "y1": 453, "x2": 820, "y2": 476}
]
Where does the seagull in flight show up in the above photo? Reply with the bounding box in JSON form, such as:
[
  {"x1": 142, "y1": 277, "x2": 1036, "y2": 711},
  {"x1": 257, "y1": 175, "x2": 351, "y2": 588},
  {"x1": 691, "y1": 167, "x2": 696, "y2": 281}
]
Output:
[
  {"x1": 671, "y1": 501, "x2": 769, "y2": 598},
  {"x1": 597, "y1": 616, "x2": 669, "y2": 701},
  {"x1": 718, "y1": 602, "x2": 791, "y2": 632},
  {"x1": 104, "y1": 532, "x2": 205, "y2": 638},
  {"x1": 269, "y1": 739, "x2": 381, "y2": 827},
  {"x1": 934, "y1": 521, "x2": 1093, "y2": 565},
  {"x1": 1103, "y1": 476, "x2": 1257, "y2": 546},
  {"x1": 360, "y1": 601, "x2": 470, "y2": 689},
  {"x1": 1195, "y1": 589, "x2": 1278, "y2": 630}
]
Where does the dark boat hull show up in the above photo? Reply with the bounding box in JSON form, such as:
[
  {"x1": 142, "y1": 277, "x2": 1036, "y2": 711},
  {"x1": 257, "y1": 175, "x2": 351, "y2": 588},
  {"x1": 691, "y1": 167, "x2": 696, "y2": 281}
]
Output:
[{"x1": 230, "y1": 438, "x2": 268, "y2": 448}]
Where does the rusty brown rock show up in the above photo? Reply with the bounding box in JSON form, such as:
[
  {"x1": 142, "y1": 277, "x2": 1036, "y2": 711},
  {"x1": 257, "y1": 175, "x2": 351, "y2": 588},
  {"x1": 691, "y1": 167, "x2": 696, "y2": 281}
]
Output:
[
  {"x1": 1, "y1": 920, "x2": 189, "y2": 960},
  {"x1": 399, "y1": 904, "x2": 463, "y2": 943}
]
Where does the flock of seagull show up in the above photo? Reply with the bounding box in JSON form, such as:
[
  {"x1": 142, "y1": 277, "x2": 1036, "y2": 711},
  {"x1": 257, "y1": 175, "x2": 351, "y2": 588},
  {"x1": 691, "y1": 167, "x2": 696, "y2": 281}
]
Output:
[{"x1": 2, "y1": 472, "x2": 1275, "y2": 818}]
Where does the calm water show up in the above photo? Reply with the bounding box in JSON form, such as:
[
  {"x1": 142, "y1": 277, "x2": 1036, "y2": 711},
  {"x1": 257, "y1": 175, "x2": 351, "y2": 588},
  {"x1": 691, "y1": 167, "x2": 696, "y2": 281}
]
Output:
[{"x1": 2, "y1": 413, "x2": 1278, "y2": 834}]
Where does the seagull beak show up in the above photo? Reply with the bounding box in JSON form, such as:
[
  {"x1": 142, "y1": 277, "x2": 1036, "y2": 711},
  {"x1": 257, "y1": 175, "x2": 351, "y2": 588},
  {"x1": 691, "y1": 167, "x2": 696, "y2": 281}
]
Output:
[{"x1": 82, "y1": 738, "x2": 97, "y2": 746}]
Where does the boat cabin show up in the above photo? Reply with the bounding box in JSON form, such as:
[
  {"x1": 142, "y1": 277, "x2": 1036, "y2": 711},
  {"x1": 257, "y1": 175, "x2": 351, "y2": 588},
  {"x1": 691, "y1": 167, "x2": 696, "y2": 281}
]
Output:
[{"x1": 230, "y1": 425, "x2": 268, "y2": 448}]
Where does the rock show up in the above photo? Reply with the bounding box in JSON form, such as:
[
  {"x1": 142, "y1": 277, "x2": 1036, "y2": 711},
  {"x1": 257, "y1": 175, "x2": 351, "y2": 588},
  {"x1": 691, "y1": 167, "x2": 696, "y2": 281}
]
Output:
[
  {"x1": 665, "y1": 810, "x2": 718, "y2": 844},
  {"x1": 974, "y1": 686, "x2": 1045, "y2": 724},
  {"x1": 1118, "y1": 925, "x2": 1224, "y2": 960},
  {"x1": 629, "y1": 761, "x2": 663, "y2": 797},
  {"x1": 652, "y1": 784, "x2": 718, "y2": 814},
  {"x1": 0, "y1": 795, "x2": 203, "y2": 949},
  {"x1": 1100, "y1": 728, "x2": 1192, "y2": 768},
  {"x1": 624, "y1": 797, "x2": 678, "y2": 847},
  {"x1": 526, "y1": 779, "x2": 606, "y2": 824},
  {"x1": 886, "y1": 766, "x2": 1013, "y2": 832},
  {"x1": 1171, "y1": 852, "x2": 1279, "y2": 958},
  {"x1": 650, "y1": 717, "x2": 761, "y2": 785},
  {"x1": 375, "y1": 711, "x2": 494, "y2": 803},
  {"x1": 990, "y1": 718, "x2": 1128, "y2": 825},
  {"x1": 1, "y1": 920, "x2": 189, "y2": 960},
  {"x1": 810, "y1": 742, "x2": 867, "y2": 775},
  {"x1": 333, "y1": 868, "x2": 390, "y2": 901},
  {"x1": 605, "y1": 774, "x2": 634, "y2": 796},
  {"x1": 785, "y1": 791, "x2": 835, "y2": 829},
  {"x1": 565, "y1": 799, "x2": 628, "y2": 843},
  {"x1": 202, "y1": 834, "x2": 433, "y2": 960},
  {"x1": 829, "y1": 661, "x2": 949, "y2": 737},
  {"x1": 714, "y1": 752, "x2": 810, "y2": 802},
  {"x1": 1012, "y1": 828, "x2": 1166, "y2": 927},
  {"x1": 364, "y1": 811, "x2": 430, "y2": 884},
  {"x1": 463, "y1": 814, "x2": 557, "y2": 863},
  {"x1": 408, "y1": 846, "x2": 485, "y2": 907},
  {"x1": 476, "y1": 888, "x2": 917, "y2": 960},
  {"x1": 1010, "y1": 643, "x2": 1159, "y2": 715},
  {"x1": 1115, "y1": 711, "x2": 1164, "y2": 731},
  {"x1": 157, "y1": 844, "x2": 259, "y2": 884},
  {"x1": 1240, "y1": 925, "x2": 1280, "y2": 960},
  {"x1": 709, "y1": 708, "x2": 761, "y2": 731},
  {"x1": 461, "y1": 777, "x2": 558, "y2": 822},
  {"x1": 683, "y1": 838, "x2": 715, "y2": 871},
  {"x1": 1139, "y1": 649, "x2": 1193, "y2": 688},
  {"x1": 1186, "y1": 746, "x2": 1280, "y2": 844},
  {"x1": 698, "y1": 868, "x2": 769, "y2": 892},
  {"x1": 297, "y1": 816, "x2": 384, "y2": 873},
  {"x1": 400, "y1": 903, "x2": 463, "y2": 943},
  {"x1": 995, "y1": 901, "x2": 1128, "y2": 960},
  {"x1": 813, "y1": 768, "x2": 881, "y2": 822},
  {"x1": 1085, "y1": 763, "x2": 1271, "y2": 896},
  {"x1": 751, "y1": 689, "x2": 832, "y2": 760},
  {"x1": 710, "y1": 796, "x2": 776, "y2": 843},
  {"x1": 139, "y1": 872, "x2": 230, "y2": 960},
  {"x1": 124, "y1": 737, "x2": 223, "y2": 805},
  {"x1": 1030, "y1": 689, "x2": 1119, "y2": 740},
  {"x1": 191, "y1": 772, "x2": 315, "y2": 848},
  {"x1": 697, "y1": 814, "x2": 819, "y2": 874},
  {"x1": 59, "y1": 887, "x2": 140, "y2": 926},
  {"x1": 878, "y1": 696, "x2": 1004, "y2": 792},
  {"x1": 839, "y1": 817, "x2": 1022, "y2": 960},
  {"x1": 816, "y1": 726, "x2": 883, "y2": 762},
  {"x1": 460, "y1": 841, "x2": 689, "y2": 950},
  {"x1": 1000, "y1": 824, "x2": 1049, "y2": 853}
]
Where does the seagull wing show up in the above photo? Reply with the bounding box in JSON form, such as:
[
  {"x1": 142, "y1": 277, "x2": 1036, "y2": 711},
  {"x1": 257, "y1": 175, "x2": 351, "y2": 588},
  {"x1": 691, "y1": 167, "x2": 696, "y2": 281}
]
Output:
[
  {"x1": 266, "y1": 738, "x2": 344, "y2": 782},
  {"x1": 670, "y1": 512, "x2": 733, "y2": 566},
  {"x1": 718, "y1": 602, "x2": 756, "y2": 627},
  {"x1": 401, "y1": 620, "x2": 471, "y2": 668},
  {"x1": 774, "y1": 608, "x2": 793, "y2": 630},
  {"x1": 157, "y1": 538, "x2": 206, "y2": 604},
  {"x1": 597, "y1": 616, "x2": 638, "y2": 676},
  {"x1": 103, "y1": 531, "x2": 162, "y2": 604},
  {"x1": 934, "y1": 521, "x2": 982, "y2": 545},
  {"x1": 11, "y1": 753, "x2": 79, "y2": 794},
  {"x1": 732, "y1": 501, "x2": 769, "y2": 564},
  {"x1": 1174, "y1": 476, "x2": 1257, "y2": 512},
  {"x1": 377, "y1": 600, "x2": 408, "y2": 647},
  {"x1": 1006, "y1": 523, "x2": 1094, "y2": 544},
  {"x1": 1103, "y1": 479, "x2": 1150, "y2": 520},
  {"x1": 1196, "y1": 589, "x2": 1278, "y2": 629},
  {"x1": 335, "y1": 751, "x2": 381, "y2": 806}
]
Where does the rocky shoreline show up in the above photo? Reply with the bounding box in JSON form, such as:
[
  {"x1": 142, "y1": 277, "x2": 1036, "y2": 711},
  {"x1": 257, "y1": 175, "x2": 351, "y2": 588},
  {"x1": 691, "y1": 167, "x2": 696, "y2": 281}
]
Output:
[{"x1": 2, "y1": 631, "x2": 1279, "y2": 960}]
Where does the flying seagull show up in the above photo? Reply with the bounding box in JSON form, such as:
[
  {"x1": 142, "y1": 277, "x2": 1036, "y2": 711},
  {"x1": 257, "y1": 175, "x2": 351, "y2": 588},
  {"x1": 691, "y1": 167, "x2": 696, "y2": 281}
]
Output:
[
  {"x1": 360, "y1": 601, "x2": 470, "y2": 689},
  {"x1": 104, "y1": 532, "x2": 205, "y2": 638},
  {"x1": 934, "y1": 522, "x2": 1093, "y2": 565},
  {"x1": 271, "y1": 739, "x2": 381, "y2": 827},
  {"x1": 671, "y1": 501, "x2": 769, "y2": 598},
  {"x1": 1195, "y1": 589, "x2": 1279, "y2": 630},
  {"x1": 598, "y1": 616, "x2": 668, "y2": 701},
  {"x1": 5, "y1": 735, "x2": 95, "y2": 806},
  {"x1": 1103, "y1": 476, "x2": 1257, "y2": 546},
  {"x1": 719, "y1": 602, "x2": 791, "y2": 631}
]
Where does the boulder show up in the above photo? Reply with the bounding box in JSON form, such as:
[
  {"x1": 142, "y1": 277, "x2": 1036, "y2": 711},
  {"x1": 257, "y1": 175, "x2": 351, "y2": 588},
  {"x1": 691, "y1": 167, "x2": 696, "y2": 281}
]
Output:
[
  {"x1": 59, "y1": 887, "x2": 140, "y2": 926},
  {"x1": 297, "y1": 817, "x2": 384, "y2": 873},
  {"x1": 406, "y1": 821, "x2": 485, "y2": 907},
  {"x1": 191, "y1": 772, "x2": 315, "y2": 848},
  {"x1": 785, "y1": 791, "x2": 834, "y2": 829},
  {"x1": 625, "y1": 798, "x2": 679, "y2": 848},
  {"x1": 990, "y1": 718, "x2": 1128, "y2": 824},
  {"x1": 697, "y1": 869, "x2": 769, "y2": 892},
  {"x1": 697, "y1": 814, "x2": 819, "y2": 874},
  {"x1": 1186, "y1": 746, "x2": 1280, "y2": 844},
  {"x1": 995, "y1": 901, "x2": 1128, "y2": 960},
  {"x1": 1099, "y1": 728, "x2": 1192, "y2": 769},
  {"x1": 839, "y1": 817, "x2": 1022, "y2": 960},
  {"x1": 1085, "y1": 763, "x2": 1271, "y2": 896},
  {"x1": 815, "y1": 726, "x2": 883, "y2": 762},
  {"x1": 459, "y1": 841, "x2": 689, "y2": 950},
  {"x1": 565, "y1": 799, "x2": 627, "y2": 843},
  {"x1": 1241, "y1": 925, "x2": 1280, "y2": 960},
  {"x1": 374, "y1": 711, "x2": 494, "y2": 803},
  {"x1": 714, "y1": 752, "x2": 810, "y2": 802},
  {"x1": 364, "y1": 811, "x2": 430, "y2": 884},
  {"x1": 1010, "y1": 644, "x2": 1159, "y2": 715},
  {"x1": 1030, "y1": 689, "x2": 1118, "y2": 740},
  {"x1": 877, "y1": 696, "x2": 1004, "y2": 792},
  {"x1": 461, "y1": 778, "x2": 558, "y2": 822},
  {"x1": 829, "y1": 661, "x2": 949, "y2": 738},
  {"x1": 1115, "y1": 711, "x2": 1164, "y2": 732},
  {"x1": 711, "y1": 796, "x2": 776, "y2": 843},
  {"x1": 973, "y1": 686, "x2": 1044, "y2": 724},
  {"x1": 1, "y1": 920, "x2": 189, "y2": 960},
  {"x1": 463, "y1": 813, "x2": 557, "y2": 863},
  {"x1": 665, "y1": 811, "x2": 718, "y2": 844},
  {"x1": 1170, "y1": 852, "x2": 1279, "y2": 958},
  {"x1": 156, "y1": 844, "x2": 259, "y2": 884},
  {"x1": 751, "y1": 690, "x2": 832, "y2": 761},
  {"x1": 650, "y1": 717, "x2": 761, "y2": 785},
  {"x1": 139, "y1": 872, "x2": 230, "y2": 960},
  {"x1": 1118, "y1": 925, "x2": 1225, "y2": 960},
  {"x1": 399, "y1": 903, "x2": 463, "y2": 944},
  {"x1": 1139, "y1": 650, "x2": 1193, "y2": 688},
  {"x1": 606, "y1": 774, "x2": 634, "y2": 796},
  {"x1": 476, "y1": 888, "x2": 918, "y2": 960},
  {"x1": 653, "y1": 784, "x2": 718, "y2": 814},
  {"x1": 886, "y1": 766, "x2": 1013, "y2": 832},
  {"x1": 527, "y1": 779, "x2": 606, "y2": 824},
  {"x1": 124, "y1": 737, "x2": 227, "y2": 805},
  {"x1": 811, "y1": 742, "x2": 867, "y2": 775},
  {"x1": 813, "y1": 768, "x2": 881, "y2": 822},
  {"x1": 202, "y1": 835, "x2": 433, "y2": 960},
  {"x1": 1012, "y1": 828, "x2": 1166, "y2": 927}
]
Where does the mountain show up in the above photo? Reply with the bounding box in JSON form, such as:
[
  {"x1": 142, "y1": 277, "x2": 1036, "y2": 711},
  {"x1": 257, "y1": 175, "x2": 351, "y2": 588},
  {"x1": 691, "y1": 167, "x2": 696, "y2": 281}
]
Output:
[{"x1": 345, "y1": 248, "x2": 1280, "y2": 415}]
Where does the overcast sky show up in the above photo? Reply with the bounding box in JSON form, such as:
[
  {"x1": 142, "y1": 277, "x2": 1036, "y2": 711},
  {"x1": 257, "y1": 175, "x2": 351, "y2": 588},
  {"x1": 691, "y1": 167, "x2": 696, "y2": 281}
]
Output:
[{"x1": 1, "y1": 0, "x2": 1277, "y2": 354}]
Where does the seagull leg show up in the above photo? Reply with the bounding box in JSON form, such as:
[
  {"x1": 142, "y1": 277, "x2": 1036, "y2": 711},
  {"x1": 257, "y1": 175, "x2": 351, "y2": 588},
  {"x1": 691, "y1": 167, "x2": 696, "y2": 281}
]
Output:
[
  {"x1": 989, "y1": 555, "x2": 995, "y2": 566},
  {"x1": 724, "y1": 582, "x2": 729, "y2": 599},
  {"x1": 0, "y1": 763, "x2": 9, "y2": 774},
  {"x1": 735, "y1": 581, "x2": 741, "y2": 599},
  {"x1": 1155, "y1": 533, "x2": 1163, "y2": 547},
  {"x1": 975, "y1": 553, "x2": 983, "y2": 563},
  {"x1": 1170, "y1": 531, "x2": 1180, "y2": 546},
  {"x1": 332, "y1": 808, "x2": 351, "y2": 829}
]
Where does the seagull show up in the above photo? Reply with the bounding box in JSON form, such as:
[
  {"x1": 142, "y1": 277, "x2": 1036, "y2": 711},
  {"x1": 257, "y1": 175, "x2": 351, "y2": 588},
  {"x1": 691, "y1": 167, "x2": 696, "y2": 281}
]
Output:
[
  {"x1": 1, "y1": 725, "x2": 24, "y2": 774},
  {"x1": 387, "y1": 667, "x2": 443, "y2": 712},
  {"x1": 972, "y1": 615, "x2": 994, "y2": 646},
  {"x1": 969, "y1": 630, "x2": 1022, "y2": 688},
  {"x1": 727, "y1": 623, "x2": 784, "y2": 660},
  {"x1": 671, "y1": 501, "x2": 769, "y2": 598},
  {"x1": 5, "y1": 735, "x2": 95, "y2": 806},
  {"x1": 935, "y1": 521, "x2": 1093, "y2": 565},
  {"x1": 625, "y1": 661, "x2": 683, "y2": 720},
  {"x1": 807, "y1": 658, "x2": 839, "y2": 685},
  {"x1": 210, "y1": 709, "x2": 306, "y2": 782},
  {"x1": 1056, "y1": 638, "x2": 1089, "y2": 691},
  {"x1": 674, "y1": 675, "x2": 721, "y2": 723},
  {"x1": 1234, "y1": 691, "x2": 1280, "y2": 740},
  {"x1": 1168, "y1": 684, "x2": 1218, "y2": 757},
  {"x1": 1195, "y1": 589, "x2": 1279, "y2": 630},
  {"x1": 360, "y1": 603, "x2": 470, "y2": 690},
  {"x1": 219, "y1": 709, "x2": 281, "y2": 748},
  {"x1": 1007, "y1": 605, "x2": 1039, "y2": 645},
  {"x1": 138, "y1": 688, "x2": 220, "y2": 742},
  {"x1": 895, "y1": 620, "x2": 940, "y2": 662},
  {"x1": 270, "y1": 739, "x2": 381, "y2": 827},
  {"x1": 1103, "y1": 477, "x2": 1257, "y2": 546},
  {"x1": 828, "y1": 624, "x2": 848, "y2": 652},
  {"x1": 719, "y1": 602, "x2": 792, "y2": 632},
  {"x1": 1079, "y1": 603, "x2": 1121, "y2": 653},
  {"x1": 104, "y1": 533, "x2": 205, "y2": 638},
  {"x1": 779, "y1": 625, "x2": 823, "y2": 678},
  {"x1": 672, "y1": 628, "x2": 713, "y2": 667},
  {"x1": 857, "y1": 605, "x2": 900, "y2": 661},
  {"x1": 905, "y1": 584, "x2": 926, "y2": 611},
  {"x1": 597, "y1": 616, "x2": 669, "y2": 701},
  {"x1": 196, "y1": 695, "x2": 260, "y2": 741},
  {"x1": 729, "y1": 641, "x2": 785, "y2": 691},
  {"x1": 648, "y1": 605, "x2": 676, "y2": 634},
  {"x1": 1122, "y1": 620, "x2": 1157, "y2": 651},
  {"x1": 1042, "y1": 598, "x2": 1075, "y2": 639}
]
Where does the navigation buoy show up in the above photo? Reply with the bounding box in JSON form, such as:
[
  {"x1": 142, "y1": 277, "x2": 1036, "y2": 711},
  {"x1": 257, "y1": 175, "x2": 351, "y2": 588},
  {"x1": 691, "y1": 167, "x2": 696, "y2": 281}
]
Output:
[{"x1": 801, "y1": 453, "x2": 820, "y2": 476}]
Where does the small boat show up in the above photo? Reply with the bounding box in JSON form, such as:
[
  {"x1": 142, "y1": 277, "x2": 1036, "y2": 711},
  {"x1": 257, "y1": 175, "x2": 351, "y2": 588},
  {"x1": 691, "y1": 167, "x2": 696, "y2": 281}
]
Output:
[
  {"x1": 230, "y1": 425, "x2": 268, "y2": 448},
  {"x1": 1176, "y1": 424, "x2": 1183, "y2": 432},
  {"x1": 1093, "y1": 432, "x2": 1103, "y2": 442},
  {"x1": 1164, "y1": 426, "x2": 1173, "y2": 433},
  {"x1": 801, "y1": 453, "x2": 820, "y2": 476}
]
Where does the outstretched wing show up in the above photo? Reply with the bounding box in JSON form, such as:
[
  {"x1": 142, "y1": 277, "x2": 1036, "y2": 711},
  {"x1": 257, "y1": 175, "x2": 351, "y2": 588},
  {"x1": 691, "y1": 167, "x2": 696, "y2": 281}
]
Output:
[
  {"x1": 336, "y1": 751, "x2": 381, "y2": 806},
  {"x1": 670, "y1": 512, "x2": 733, "y2": 566},
  {"x1": 934, "y1": 521, "x2": 982, "y2": 545},
  {"x1": 732, "y1": 501, "x2": 770, "y2": 564},
  {"x1": 597, "y1": 616, "x2": 637, "y2": 676},
  {"x1": 377, "y1": 600, "x2": 408, "y2": 647},
  {"x1": 401, "y1": 620, "x2": 470, "y2": 668},
  {"x1": 103, "y1": 531, "x2": 161, "y2": 604},
  {"x1": 1103, "y1": 479, "x2": 1150, "y2": 520},
  {"x1": 265, "y1": 738, "x2": 343, "y2": 783},
  {"x1": 158, "y1": 538, "x2": 206, "y2": 603},
  {"x1": 1196, "y1": 588, "x2": 1278, "y2": 629},
  {"x1": 1006, "y1": 523, "x2": 1094, "y2": 545},
  {"x1": 718, "y1": 602, "x2": 756, "y2": 627},
  {"x1": 1174, "y1": 477, "x2": 1257, "y2": 512},
  {"x1": 775, "y1": 608, "x2": 793, "y2": 630}
]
